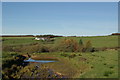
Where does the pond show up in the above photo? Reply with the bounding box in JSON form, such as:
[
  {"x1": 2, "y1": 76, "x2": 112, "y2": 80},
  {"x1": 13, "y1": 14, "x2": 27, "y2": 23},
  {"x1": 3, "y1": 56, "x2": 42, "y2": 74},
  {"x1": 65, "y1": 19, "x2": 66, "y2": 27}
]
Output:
[{"x1": 24, "y1": 58, "x2": 57, "y2": 63}]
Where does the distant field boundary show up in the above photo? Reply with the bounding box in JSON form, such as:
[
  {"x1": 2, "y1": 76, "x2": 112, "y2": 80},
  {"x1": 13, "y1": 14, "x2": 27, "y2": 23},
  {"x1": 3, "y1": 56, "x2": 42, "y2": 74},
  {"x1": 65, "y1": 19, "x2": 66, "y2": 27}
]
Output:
[{"x1": 1, "y1": 35, "x2": 34, "y2": 37}]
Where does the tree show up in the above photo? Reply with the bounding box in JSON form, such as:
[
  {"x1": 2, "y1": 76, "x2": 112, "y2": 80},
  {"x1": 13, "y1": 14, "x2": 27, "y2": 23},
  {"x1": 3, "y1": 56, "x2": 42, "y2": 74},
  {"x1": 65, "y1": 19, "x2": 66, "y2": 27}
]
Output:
[{"x1": 79, "y1": 39, "x2": 83, "y2": 45}]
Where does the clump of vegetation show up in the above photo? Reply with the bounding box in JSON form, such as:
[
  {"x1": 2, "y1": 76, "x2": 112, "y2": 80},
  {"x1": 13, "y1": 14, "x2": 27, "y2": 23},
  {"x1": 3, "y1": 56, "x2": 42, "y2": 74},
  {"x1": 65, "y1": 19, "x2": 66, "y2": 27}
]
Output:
[
  {"x1": 84, "y1": 40, "x2": 94, "y2": 52},
  {"x1": 68, "y1": 53, "x2": 76, "y2": 59},
  {"x1": 91, "y1": 66, "x2": 94, "y2": 69},
  {"x1": 57, "y1": 38, "x2": 80, "y2": 52},
  {"x1": 79, "y1": 39, "x2": 84, "y2": 52},
  {"x1": 109, "y1": 66, "x2": 114, "y2": 69},
  {"x1": 103, "y1": 71, "x2": 114, "y2": 77},
  {"x1": 104, "y1": 63, "x2": 107, "y2": 65},
  {"x1": 60, "y1": 53, "x2": 69, "y2": 57},
  {"x1": 18, "y1": 64, "x2": 65, "y2": 78},
  {"x1": 2, "y1": 55, "x2": 27, "y2": 79},
  {"x1": 78, "y1": 54, "x2": 82, "y2": 56},
  {"x1": 57, "y1": 38, "x2": 95, "y2": 53}
]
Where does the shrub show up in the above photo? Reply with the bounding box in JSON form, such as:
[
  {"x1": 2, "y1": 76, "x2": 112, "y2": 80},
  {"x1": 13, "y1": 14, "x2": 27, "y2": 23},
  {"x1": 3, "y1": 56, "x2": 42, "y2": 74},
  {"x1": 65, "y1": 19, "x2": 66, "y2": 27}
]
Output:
[
  {"x1": 109, "y1": 66, "x2": 114, "y2": 69},
  {"x1": 39, "y1": 45, "x2": 49, "y2": 52},
  {"x1": 69, "y1": 53, "x2": 76, "y2": 58},
  {"x1": 60, "y1": 53, "x2": 69, "y2": 57},
  {"x1": 78, "y1": 54, "x2": 82, "y2": 56},
  {"x1": 2, "y1": 55, "x2": 27, "y2": 79},
  {"x1": 57, "y1": 38, "x2": 79, "y2": 52},
  {"x1": 84, "y1": 40, "x2": 94, "y2": 52},
  {"x1": 79, "y1": 39, "x2": 83, "y2": 45},
  {"x1": 103, "y1": 71, "x2": 113, "y2": 77},
  {"x1": 79, "y1": 39, "x2": 84, "y2": 52}
]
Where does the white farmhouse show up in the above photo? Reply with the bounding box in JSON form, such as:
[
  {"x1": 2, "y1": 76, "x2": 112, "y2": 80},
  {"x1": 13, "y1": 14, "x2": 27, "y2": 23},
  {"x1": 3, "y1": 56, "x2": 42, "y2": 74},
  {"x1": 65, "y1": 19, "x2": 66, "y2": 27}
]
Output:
[{"x1": 35, "y1": 37, "x2": 46, "y2": 40}]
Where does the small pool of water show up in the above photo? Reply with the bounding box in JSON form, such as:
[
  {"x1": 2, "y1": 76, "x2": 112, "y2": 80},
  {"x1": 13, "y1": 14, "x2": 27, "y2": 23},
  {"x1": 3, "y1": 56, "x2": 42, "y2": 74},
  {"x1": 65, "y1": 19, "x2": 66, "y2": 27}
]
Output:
[{"x1": 24, "y1": 58, "x2": 57, "y2": 63}]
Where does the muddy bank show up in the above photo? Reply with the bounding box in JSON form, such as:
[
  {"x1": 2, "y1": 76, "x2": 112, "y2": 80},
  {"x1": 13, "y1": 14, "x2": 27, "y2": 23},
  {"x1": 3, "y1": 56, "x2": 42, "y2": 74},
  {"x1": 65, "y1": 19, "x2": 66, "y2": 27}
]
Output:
[{"x1": 23, "y1": 54, "x2": 59, "y2": 61}]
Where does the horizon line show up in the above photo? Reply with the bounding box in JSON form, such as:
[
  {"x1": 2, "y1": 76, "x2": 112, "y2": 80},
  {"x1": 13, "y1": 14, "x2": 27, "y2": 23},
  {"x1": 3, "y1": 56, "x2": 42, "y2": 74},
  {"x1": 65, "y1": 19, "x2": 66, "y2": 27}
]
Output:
[{"x1": 0, "y1": 33, "x2": 117, "y2": 37}]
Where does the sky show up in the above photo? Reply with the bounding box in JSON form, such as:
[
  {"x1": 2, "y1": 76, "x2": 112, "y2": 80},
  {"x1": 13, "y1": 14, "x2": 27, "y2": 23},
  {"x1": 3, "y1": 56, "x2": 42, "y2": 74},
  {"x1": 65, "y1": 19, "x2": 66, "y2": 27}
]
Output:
[{"x1": 2, "y1": 2, "x2": 118, "y2": 36}]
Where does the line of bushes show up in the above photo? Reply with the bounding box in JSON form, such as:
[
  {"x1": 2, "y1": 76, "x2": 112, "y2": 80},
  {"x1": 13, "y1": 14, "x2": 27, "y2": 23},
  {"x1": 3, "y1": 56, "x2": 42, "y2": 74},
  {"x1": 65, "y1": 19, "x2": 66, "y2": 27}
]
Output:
[
  {"x1": 3, "y1": 38, "x2": 96, "y2": 53},
  {"x1": 56, "y1": 38, "x2": 95, "y2": 52}
]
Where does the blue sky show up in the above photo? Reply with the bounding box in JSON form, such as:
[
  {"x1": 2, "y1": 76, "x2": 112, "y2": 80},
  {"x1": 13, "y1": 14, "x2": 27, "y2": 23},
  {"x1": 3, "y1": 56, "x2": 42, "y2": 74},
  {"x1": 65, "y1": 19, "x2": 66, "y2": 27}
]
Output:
[{"x1": 2, "y1": 2, "x2": 118, "y2": 36}]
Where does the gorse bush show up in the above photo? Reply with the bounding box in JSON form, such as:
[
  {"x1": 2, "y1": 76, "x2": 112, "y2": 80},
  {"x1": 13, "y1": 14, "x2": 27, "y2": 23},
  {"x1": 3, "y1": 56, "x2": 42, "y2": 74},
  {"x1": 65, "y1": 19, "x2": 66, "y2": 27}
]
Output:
[
  {"x1": 57, "y1": 38, "x2": 79, "y2": 52},
  {"x1": 2, "y1": 55, "x2": 27, "y2": 79},
  {"x1": 57, "y1": 38, "x2": 94, "y2": 52},
  {"x1": 83, "y1": 40, "x2": 94, "y2": 52}
]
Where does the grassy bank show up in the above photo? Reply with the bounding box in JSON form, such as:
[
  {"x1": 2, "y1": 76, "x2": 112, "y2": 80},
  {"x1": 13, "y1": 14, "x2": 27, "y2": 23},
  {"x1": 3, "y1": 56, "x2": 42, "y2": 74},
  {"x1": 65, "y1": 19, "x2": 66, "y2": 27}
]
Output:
[{"x1": 27, "y1": 50, "x2": 118, "y2": 78}]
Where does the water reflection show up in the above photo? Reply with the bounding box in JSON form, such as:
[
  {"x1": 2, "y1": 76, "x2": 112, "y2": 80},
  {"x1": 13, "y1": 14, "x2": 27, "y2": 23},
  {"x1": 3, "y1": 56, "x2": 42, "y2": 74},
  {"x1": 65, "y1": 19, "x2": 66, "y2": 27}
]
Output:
[{"x1": 24, "y1": 58, "x2": 57, "y2": 63}]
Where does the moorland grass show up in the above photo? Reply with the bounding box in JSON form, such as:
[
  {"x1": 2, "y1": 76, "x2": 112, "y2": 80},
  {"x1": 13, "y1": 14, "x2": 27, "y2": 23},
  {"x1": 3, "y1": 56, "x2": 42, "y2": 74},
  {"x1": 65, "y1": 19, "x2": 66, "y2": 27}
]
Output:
[{"x1": 27, "y1": 50, "x2": 118, "y2": 78}]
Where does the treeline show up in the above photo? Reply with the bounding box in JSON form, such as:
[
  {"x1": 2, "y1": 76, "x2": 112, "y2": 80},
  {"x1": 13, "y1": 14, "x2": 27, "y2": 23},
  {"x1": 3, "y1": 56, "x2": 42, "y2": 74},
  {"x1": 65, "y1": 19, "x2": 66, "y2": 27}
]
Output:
[
  {"x1": 1, "y1": 35, "x2": 34, "y2": 37},
  {"x1": 111, "y1": 33, "x2": 120, "y2": 35},
  {"x1": 36, "y1": 35, "x2": 63, "y2": 38},
  {"x1": 1, "y1": 34, "x2": 63, "y2": 37}
]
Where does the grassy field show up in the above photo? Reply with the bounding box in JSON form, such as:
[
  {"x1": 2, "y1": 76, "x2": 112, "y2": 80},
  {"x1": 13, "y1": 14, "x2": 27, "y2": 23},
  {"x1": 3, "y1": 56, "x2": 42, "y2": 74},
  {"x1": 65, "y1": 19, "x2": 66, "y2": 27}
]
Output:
[
  {"x1": 28, "y1": 50, "x2": 118, "y2": 78},
  {"x1": 2, "y1": 35, "x2": 119, "y2": 79},
  {"x1": 2, "y1": 35, "x2": 118, "y2": 48}
]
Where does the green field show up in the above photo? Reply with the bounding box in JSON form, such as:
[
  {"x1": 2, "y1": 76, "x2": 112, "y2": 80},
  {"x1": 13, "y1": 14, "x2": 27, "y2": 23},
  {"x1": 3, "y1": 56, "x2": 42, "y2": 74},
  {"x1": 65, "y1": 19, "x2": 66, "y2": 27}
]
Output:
[
  {"x1": 2, "y1": 35, "x2": 119, "y2": 79},
  {"x1": 2, "y1": 36, "x2": 118, "y2": 48}
]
